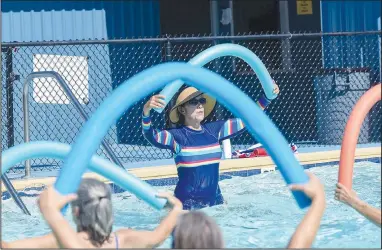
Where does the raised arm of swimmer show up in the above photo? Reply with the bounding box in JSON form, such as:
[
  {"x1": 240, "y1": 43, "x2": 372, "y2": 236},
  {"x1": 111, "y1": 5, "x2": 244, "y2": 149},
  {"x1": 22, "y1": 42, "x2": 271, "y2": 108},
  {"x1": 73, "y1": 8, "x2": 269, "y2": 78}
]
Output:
[
  {"x1": 287, "y1": 172, "x2": 326, "y2": 248},
  {"x1": 37, "y1": 186, "x2": 184, "y2": 249},
  {"x1": 3, "y1": 179, "x2": 184, "y2": 249},
  {"x1": 335, "y1": 183, "x2": 381, "y2": 227}
]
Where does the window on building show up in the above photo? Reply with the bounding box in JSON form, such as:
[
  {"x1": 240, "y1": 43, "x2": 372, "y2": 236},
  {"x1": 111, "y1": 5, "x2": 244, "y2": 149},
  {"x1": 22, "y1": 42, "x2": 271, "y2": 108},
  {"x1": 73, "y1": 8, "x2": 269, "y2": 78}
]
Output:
[
  {"x1": 159, "y1": 1, "x2": 211, "y2": 35},
  {"x1": 158, "y1": 0, "x2": 287, "y2": 72},
  {"x1": 232, "y1": 0, "x2": 285, "y2": 72},
  {"x1": 32, "y1": 54, "x2": 89, "y2": 104},
  {"x1": 233, "y1": 0, "x2": 280, "y2": 34}
]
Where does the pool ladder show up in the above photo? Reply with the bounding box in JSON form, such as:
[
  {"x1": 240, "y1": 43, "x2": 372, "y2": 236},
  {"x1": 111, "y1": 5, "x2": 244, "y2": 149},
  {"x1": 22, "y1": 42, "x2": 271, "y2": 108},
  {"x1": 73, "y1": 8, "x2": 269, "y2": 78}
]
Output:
[
  {"x1": 4, "y1": 71, "x2": 125, "y2": 215},
  {"x1": 2, "y1": 175, "x2": 31, "y2": 215},
  {"x1": 22, "y1": 71, "x2": 125, "y2": 177}
]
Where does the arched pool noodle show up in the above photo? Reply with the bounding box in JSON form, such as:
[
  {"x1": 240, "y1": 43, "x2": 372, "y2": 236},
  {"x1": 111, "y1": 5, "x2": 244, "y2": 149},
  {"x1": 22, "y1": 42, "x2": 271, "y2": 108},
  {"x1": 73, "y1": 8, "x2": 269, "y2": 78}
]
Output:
[
  {"x1": 57, "y1": 62, "x2": 311, "y2": 209},
  {"x1": 338, "y1": 83, "x2": 381, "y2": 189},
  {"x1": 154, "y1": 43, "x2": 277, "y2": 113},
  {"x1": 1, "y1": 141, "x2": 167, "y2": 210}
]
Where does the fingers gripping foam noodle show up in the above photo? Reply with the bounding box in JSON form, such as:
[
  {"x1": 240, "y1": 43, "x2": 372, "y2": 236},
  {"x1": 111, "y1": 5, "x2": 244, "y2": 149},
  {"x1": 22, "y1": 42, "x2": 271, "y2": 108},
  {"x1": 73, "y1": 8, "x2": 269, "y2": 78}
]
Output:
[
  {"x1": 338, "y1": 83, "x2": 381, "y2": 189},
  {"x1": 154, "y1": 43, "x2": 277, "y2": 113},
  {"x1": 56, "y1": 62, "x2": 311, "y2": 209},
  {"x1": 1, "y1": 141, "x2": 167, "y2": 210}
]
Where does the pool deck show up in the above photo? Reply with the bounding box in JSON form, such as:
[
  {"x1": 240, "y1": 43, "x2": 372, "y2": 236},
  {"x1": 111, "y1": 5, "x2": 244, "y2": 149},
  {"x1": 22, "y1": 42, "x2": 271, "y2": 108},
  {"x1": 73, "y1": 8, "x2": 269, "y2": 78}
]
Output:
[{"x1": 1, "y1": 145, "x2": 381, "y2": 196}]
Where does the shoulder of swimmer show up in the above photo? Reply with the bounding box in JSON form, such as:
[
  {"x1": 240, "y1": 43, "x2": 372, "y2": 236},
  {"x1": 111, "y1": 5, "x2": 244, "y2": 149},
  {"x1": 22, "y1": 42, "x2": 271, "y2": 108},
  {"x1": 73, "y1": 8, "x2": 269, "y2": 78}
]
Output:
[
  {"x1": 75, "y1": 232, "x2": 98, "y2": 248},
  {"x1": 115, "y1": 228, "x2": 162, "y2": 248},
  {"x1": 0, "y1": 233, "x2": 59, "y2": 249}
]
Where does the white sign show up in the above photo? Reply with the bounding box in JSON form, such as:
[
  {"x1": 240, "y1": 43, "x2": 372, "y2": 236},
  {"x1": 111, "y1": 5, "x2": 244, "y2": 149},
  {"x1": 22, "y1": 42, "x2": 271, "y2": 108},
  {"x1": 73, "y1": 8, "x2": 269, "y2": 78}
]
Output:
[
  {"x1": 221, "y1": 8, "x2": 232, "y2": 25},
  {"x1": 33, "y1": 54, "x2": 89, "y2": 104}
]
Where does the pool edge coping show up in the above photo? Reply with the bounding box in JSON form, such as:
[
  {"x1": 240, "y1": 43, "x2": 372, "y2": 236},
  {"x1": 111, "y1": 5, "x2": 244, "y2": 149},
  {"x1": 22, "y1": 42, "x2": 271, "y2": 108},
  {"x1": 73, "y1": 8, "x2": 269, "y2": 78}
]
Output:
[{"x1": 1, "y1": 147, "x2": 381, "y2": 200}]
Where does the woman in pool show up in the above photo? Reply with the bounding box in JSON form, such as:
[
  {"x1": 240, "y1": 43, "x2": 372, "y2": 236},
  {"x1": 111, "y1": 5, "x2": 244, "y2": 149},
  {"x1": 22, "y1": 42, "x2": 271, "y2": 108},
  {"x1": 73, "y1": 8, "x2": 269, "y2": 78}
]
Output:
[
  {"x1": 171, "y1": 172, "x2": 326, "y2": 248},
  {"x1": 142, "y1": 83, "x2": 280, "y2": 210},
  {"x1": 2, "y1": 178, "x2": 183, "y2": 249}
]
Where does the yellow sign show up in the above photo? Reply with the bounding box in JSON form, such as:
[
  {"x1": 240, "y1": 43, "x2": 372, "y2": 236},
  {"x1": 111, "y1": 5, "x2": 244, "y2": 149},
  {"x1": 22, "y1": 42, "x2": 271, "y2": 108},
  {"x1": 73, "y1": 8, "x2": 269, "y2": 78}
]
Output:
[{"x1": 297, "y1": 0, "x2": 313, "y2": 15}]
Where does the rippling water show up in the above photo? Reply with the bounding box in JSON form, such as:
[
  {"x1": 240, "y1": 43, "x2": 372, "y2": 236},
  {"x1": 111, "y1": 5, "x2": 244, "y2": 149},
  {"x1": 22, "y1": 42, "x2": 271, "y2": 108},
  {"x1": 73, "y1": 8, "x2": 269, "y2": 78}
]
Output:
[{"x1": 2, "y1": 161, "x2": 381, "y2": 248}]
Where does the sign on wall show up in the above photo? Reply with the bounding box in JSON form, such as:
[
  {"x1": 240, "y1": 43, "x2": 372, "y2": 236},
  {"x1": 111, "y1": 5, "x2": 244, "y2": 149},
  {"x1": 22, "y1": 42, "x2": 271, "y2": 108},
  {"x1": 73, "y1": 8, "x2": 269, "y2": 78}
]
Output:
[
  {"x1": 32, "y1": 54, "x2": 89, "y2": 104},
  {"x1": 297, "y1": 0, "x2": 313, "y2": 15}
]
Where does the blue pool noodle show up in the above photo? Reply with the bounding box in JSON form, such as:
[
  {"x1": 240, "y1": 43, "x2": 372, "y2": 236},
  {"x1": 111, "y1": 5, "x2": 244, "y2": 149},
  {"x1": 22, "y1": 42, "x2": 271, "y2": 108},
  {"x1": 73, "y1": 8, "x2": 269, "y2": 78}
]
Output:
[
  {"x1": 1, "y1": 141, "x2": 167, "y2": 210},
  {"x1": 56, "y1": 63, "x2": 311, "y2": 209},
  {"x1": 154, "y1": 43, "x2": 277, "y2": 113}
]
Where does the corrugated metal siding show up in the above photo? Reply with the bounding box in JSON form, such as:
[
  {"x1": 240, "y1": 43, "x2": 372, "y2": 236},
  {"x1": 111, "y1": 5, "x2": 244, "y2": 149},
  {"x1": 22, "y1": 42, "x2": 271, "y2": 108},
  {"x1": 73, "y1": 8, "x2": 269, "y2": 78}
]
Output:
[
  {"x1": 105, "y1": 0, "x2": 160, "y2": 38},
  {"x1": 321, "y1": 1, "x2": 381, "y2": 32},
  {"x1": 320, "y1": 1, "x2": 381, "y2": 146},
  {"x1": 103, "y1": 1, "x2": 161, "y2": 144},
  {"x1": 321, "y1": 1, "x2": 381, "y2": 72},
  {"x1": 2, "y1": 9, "x2": 108, "y2": 42},
  {"x1": 1, "y1": 0, "x2": 161, "y2": 147},
  {"x1": 1, "y1": 1, "x2": 112, "y2": 147},
  {"x1": 1, "y1": 0, "x2": 160, "y2": 41}
]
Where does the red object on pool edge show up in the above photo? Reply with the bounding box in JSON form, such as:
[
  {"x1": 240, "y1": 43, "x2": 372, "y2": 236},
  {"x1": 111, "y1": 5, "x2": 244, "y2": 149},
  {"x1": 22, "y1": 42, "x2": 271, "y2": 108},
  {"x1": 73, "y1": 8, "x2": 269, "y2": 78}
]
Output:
[
  {"x1": 233, "y1": 143, "x2": 298, "y2": 159},
  {"x1": 253, "y1": 148, "x2": 268, "y2": 156}
]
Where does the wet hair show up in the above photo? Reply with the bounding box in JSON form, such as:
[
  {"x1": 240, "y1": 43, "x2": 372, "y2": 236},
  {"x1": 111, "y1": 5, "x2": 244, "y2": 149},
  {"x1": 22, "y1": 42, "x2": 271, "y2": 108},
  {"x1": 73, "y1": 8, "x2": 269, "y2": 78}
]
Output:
[
  {"x1": 171, "y1": 211, "x2": 224, "y2": 248},
  {"x1": 71, "y1": 178, "x2": 113, "y2": 247}
]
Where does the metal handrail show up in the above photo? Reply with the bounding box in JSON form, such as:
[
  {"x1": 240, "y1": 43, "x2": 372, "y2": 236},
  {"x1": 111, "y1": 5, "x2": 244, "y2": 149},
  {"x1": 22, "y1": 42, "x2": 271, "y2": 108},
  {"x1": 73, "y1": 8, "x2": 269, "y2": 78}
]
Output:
[
  {"x1": 22, "y1": 71, "x2": 125, "y2": 177},
  {"x1": 2, "y1": 175, "x2": 31, "y2": 215}
]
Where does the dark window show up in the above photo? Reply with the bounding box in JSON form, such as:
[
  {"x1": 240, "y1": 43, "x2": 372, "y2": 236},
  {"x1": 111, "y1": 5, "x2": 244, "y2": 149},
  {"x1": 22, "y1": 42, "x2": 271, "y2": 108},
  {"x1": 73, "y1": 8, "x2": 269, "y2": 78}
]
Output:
[
  {"x1": 159, "y1": 0, "x2": 211, "y2": 36},
  {"x1": 233, "y1": 0, "x2": 280, "y2": 34}
]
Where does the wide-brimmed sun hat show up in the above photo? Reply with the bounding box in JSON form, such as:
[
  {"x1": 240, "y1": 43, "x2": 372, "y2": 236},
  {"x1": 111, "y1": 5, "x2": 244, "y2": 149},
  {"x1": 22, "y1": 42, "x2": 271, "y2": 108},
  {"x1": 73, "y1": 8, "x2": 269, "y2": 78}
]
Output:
[{"x1": 169, "y1": 87, "x2": 216, "y2": 124}]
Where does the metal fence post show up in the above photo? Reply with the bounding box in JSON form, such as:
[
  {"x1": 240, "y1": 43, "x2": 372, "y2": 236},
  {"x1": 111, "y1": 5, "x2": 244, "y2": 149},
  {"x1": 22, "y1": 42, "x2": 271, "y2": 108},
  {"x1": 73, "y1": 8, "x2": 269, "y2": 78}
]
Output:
[
  {"x1": 5, "y1": 47, "x2": 15, "y2": 149},
  {"x1": 279, "y1": 0, "x2": 292, "y2": 70},
  {"x1": 378, "y1": 16, "x2": 381, "y2": 83},
  {"x1": 1, "y1": 47, "x2": 30, "y2": 215},
  {"x1": 165, "y1": 38, "x2": 172, "y2": 62},
  {"x1": 165, "y1": 37, "x2": 177, "y2": 129}
]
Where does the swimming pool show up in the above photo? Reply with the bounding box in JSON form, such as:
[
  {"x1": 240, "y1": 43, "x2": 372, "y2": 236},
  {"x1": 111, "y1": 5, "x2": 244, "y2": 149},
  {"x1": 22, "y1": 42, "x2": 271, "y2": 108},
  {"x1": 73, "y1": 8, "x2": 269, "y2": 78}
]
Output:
[{"x1": 2, "y1": 161, "x2": 381, "y2": 248}]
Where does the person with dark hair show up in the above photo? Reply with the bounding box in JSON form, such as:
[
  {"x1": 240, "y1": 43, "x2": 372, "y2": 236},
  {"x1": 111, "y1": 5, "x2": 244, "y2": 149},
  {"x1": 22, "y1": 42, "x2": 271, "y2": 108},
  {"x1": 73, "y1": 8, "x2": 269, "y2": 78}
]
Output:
[
  {"x1": 142, "y1": 84, "x2": 280, "y2": 210},
  {"x1": 2, "y1": 178, "x2": 184, "y2": 249},
  {"x1": 170, "y1": 172, "x2": 327, "y2": 249}
]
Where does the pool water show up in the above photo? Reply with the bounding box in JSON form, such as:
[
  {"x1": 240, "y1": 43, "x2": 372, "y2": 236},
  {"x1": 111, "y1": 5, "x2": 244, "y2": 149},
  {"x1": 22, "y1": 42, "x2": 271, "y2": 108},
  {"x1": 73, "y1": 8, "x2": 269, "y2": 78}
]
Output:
[{"x1": 2, "y1": 161, "x2": 381, "y2": 248}]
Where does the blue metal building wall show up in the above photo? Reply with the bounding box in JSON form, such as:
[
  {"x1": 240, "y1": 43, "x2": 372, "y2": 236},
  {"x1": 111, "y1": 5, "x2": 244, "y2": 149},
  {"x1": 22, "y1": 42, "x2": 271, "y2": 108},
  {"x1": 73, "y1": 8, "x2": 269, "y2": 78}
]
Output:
[
  {"x1": 102, "y1": 0, "x2": 162, "y2": 144},
  {"x1": 2, "y1": 0, "x2": 160, "y2": 39},
  {"x1": 320, "y1": 0, "x2": 381, "y2": 144},
  {"x1": 321, "y1": 1, "x2": 381, "y2": 32},
  {"x1": 321, "y1": 1, "x2": 381, "y2": 71},
  {"x1": 2, "y1": 9, "x2": 113, "y2": 153},
  {"x1": 1, "y1": 1, "x2": 161, "y2": 150},
  {"x1": 2, "y1": 8, "x2": 108, "y2": 42}
]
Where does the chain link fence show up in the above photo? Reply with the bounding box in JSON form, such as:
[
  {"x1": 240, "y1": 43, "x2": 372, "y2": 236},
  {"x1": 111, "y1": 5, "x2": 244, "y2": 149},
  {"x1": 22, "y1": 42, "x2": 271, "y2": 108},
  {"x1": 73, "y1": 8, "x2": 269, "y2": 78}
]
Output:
[{"x1": 2, "y1": 31, "x2": 381, "y2": 174}]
